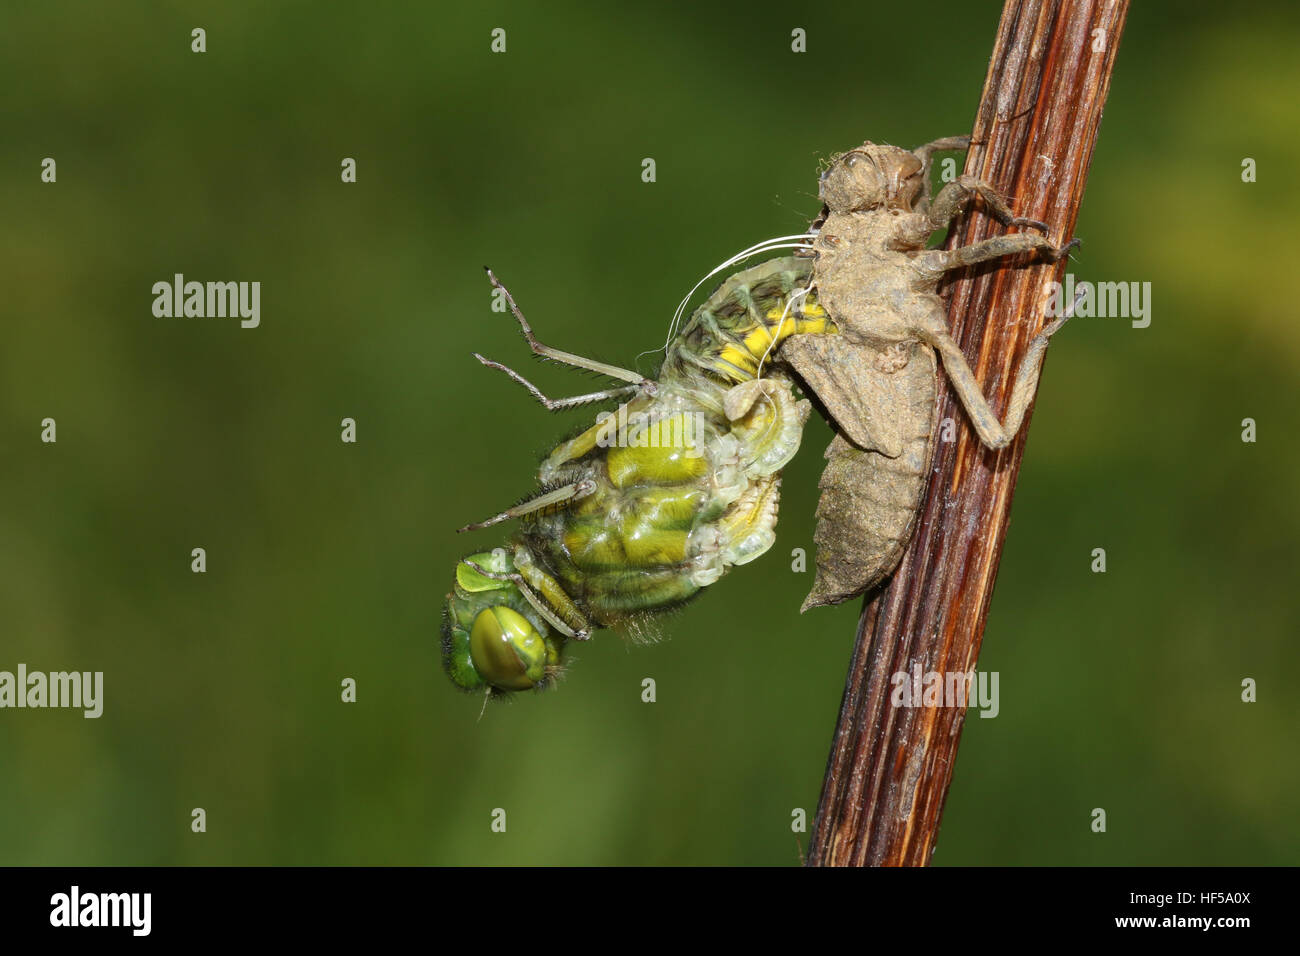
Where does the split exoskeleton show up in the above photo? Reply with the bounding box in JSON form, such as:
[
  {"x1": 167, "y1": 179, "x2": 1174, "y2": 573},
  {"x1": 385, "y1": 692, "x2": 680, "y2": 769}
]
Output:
[{"x1": 442, "y1": 135, "x2": 1075, "y2": 698}]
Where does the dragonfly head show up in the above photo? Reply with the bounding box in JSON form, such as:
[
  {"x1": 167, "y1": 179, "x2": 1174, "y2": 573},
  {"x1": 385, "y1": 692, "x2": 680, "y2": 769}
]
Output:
[
  {"x1": 442, "y1": 551, "x2": 563, "y2": 694},
  {"x1": 819, "y1": 142, "x2": 924, "y2": 215}
]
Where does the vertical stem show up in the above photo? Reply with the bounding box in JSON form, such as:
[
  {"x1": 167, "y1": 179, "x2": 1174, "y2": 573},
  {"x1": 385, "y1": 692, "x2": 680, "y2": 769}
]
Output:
[{"x1": 806, "y1": 0, "x2": 1130, "y2": 867}]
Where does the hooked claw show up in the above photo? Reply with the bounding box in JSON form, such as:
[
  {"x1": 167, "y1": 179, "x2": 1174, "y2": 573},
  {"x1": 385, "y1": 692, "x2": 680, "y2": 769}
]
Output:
[{"x1": 1052, "y1": 237, "x2": 1082, "y2": 261}]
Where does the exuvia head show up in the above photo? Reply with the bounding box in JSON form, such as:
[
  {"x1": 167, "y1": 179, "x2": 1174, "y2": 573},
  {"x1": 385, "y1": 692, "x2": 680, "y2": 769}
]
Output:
[
  {"x1": 442, "y1": 550, "x2": 563, "y2": 694},
  {"x1": 818, "y1": 142, "x2": 924, "y2": 215}
]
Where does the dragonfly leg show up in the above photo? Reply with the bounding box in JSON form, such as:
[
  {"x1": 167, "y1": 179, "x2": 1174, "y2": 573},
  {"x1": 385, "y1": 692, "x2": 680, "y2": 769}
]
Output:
[
  {"x1": 485, "y1": 267, "x2": 656, "y2": 392},
  {"x1": 457, "y1": 479, "x2": 597, "y2": 532},
  {"x1": 909, "y1": 286, "x2": 1079, "y2": 451},
  {"x1": 473, "y1": 354, "x2": 640, "y2": 410},
  {"x1": 461, "y1": 558, "x2": 590, "y2": 640},
  {"x1": 510, "y1": 546, "x2": 593, "y2": 640},
  {"x1": 911, "y1": 135, "x2": 970, "y2": 203},
  {"x1": 912, "y1": 232, "x2": 1077, "y2": 282},
  {"x1": 926, "y1": 176, "x2": 1050, "y2": 233}
]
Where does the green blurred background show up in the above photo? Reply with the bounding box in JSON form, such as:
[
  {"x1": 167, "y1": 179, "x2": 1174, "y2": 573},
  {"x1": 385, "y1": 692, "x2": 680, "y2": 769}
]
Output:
[{"x1": 2, "y1": 1, "x2": 1297, "y2": 865}]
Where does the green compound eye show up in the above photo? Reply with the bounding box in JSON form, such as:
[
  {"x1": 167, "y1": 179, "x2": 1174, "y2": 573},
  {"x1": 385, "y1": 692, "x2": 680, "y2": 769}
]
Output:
[{"x1": 469, "y1": 606, "x2": 548, "y2": 691}]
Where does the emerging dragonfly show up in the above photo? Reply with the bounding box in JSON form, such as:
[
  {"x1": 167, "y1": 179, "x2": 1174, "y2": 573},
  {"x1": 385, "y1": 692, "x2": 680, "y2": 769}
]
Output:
[
  {"x1": 443, "y1": 135, "x2": 1074, "y2": 699},
  {"x1": 442, "y1": 256, "x2": 827, "y2": 697}
]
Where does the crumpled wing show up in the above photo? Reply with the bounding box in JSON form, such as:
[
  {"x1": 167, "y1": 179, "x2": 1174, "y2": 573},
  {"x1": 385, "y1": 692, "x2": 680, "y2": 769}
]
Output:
[
  {"x1": 783, "y1": 340, "x2": 938, "y2": 610},
  {"x1": 779, "y1": 333, "x2": 909, "y2": 459}
]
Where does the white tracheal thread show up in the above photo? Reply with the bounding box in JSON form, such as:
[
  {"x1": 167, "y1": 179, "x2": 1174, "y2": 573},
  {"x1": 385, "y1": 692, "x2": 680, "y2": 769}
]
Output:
[
  {"x1": 643, "y1": 234, "x2": 816, "y2": 363},
  {"x1": 737, "y1": 282, "x2": 814, "y2": 455},
  {"x1": 756, "y1": 284, "x2": 813, "y2": 380}
]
